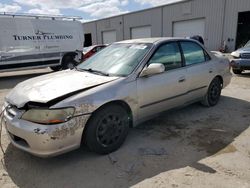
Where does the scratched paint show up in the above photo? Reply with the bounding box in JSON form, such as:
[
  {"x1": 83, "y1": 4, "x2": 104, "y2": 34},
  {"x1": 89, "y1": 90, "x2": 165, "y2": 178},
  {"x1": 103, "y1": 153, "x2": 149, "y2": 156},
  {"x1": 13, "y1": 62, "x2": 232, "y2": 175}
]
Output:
[
  {"x1": 75, "y1": 104, "x2": 96, "y2": 116},
  {"x1": 48, "y1": 115, "x2": 90, "y2": 140}
]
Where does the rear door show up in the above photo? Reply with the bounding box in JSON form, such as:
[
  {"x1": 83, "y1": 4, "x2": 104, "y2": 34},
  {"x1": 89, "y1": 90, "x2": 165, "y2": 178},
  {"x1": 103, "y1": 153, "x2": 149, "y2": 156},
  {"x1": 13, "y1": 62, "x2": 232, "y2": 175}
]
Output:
[
  {"x1": 0, "y1": 17, "x2": 20, "y2": 70},
  {"x1": 0, "y1": 17, "x2": 41, "y2": 70},
  {"x1": 34, "y1": 19, "x2": 64, "y2": 65},
  {"x1": 34, "y1": 19, "x2": 82, "y2": 65},
  {"x1": 179, "y1": 41, "x2": 215, "y2": 101},
  {"x1": 137, "y1": 42, "x2": 188, "y2": 121}
]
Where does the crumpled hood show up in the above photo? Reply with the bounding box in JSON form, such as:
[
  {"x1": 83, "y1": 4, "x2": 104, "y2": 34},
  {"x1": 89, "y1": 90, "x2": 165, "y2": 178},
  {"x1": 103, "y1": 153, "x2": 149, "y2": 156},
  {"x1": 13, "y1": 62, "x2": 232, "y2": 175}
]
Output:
[{"x1": 6, "y1": 70, "x2": 118, "y2": 108}]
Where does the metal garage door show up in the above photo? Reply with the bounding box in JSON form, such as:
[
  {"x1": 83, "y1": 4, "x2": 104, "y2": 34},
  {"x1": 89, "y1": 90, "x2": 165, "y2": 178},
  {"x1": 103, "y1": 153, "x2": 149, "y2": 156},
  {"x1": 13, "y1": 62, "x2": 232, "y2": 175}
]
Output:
[
  {"x1": 102, "y1": 30, "x2": 116, "y2": 44},
  {"x1": 131, "y1": 26, "x2": 151, "y2": 39},
  {"x1": 173, "y1": 19, "x2": 205, "y2": 38}
]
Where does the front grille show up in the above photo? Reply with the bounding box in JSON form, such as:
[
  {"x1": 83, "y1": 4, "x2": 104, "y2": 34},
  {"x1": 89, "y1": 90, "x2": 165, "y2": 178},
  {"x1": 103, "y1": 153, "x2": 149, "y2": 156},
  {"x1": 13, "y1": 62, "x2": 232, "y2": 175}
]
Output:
[{"x1": 241, "y1": 53, "x2": 250, "y2": 59}]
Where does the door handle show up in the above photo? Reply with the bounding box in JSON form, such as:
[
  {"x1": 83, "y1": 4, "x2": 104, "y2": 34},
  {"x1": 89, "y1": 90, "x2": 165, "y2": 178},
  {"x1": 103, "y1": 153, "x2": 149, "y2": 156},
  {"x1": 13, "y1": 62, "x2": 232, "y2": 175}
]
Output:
[
  {"x1": 178, "y1": 76, "x2": 186, "y2": 83},
  {"x1": 209, "y1": 69, "x2": 213, "y2": 73}
]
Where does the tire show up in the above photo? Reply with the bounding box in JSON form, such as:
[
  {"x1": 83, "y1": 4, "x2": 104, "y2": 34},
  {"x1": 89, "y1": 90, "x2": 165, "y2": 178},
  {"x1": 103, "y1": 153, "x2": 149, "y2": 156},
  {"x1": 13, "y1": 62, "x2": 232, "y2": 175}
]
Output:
[
  {"x1": 84, "y1": 104, "x2": 130, "y2": 154},
  {"x1": 201, "y1": 77, "x2": 222, "y2": 107},
  {"x1": 232, "y1": 69, "x2": 242, "y2": 74},
  {"x1": 50, "y1": 66, "x2": 61, "y2": 71},
  {"x1": 62, "y1": 56, "x2": 76, "y2": 70}
]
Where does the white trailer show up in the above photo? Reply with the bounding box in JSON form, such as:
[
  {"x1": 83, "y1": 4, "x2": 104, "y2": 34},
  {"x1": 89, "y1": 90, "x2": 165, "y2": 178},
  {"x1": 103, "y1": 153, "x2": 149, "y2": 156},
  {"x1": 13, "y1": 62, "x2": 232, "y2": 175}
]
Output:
[{"x1": 0, "y1": 13, "x2": 84, "y2": 72}]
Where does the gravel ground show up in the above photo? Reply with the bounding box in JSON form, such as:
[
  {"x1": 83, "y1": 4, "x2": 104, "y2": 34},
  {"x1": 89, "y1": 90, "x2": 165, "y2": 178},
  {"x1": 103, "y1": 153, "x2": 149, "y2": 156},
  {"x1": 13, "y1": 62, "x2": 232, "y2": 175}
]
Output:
[{"x1": 0, "y1": 68, "x2": 249, "y2": 188}]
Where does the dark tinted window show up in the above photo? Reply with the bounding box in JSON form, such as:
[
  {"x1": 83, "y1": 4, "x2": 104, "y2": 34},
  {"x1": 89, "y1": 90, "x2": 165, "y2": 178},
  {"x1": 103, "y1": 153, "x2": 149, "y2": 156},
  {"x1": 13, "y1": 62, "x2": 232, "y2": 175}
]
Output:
[
  {"x1": 180, "y1": 42, "x2": 206, "y2": 65},
  {"x1": 148, "y1": 42, "x2": 182, "y2": 71}
]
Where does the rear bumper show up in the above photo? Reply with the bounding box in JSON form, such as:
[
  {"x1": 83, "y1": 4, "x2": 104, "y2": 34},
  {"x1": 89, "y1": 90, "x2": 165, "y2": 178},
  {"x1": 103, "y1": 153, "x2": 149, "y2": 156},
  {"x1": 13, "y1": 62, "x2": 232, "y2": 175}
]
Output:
[{"x1": 231, "y1": 59, "x2": 250, "y2": 70}]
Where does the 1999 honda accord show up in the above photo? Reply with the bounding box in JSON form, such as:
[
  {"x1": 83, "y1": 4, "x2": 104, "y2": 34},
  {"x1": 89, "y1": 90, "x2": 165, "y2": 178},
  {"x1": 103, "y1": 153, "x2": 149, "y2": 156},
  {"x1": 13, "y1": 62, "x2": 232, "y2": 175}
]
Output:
[{"x1": 2, "y1": 38, "x2": 231, "y2": 157}]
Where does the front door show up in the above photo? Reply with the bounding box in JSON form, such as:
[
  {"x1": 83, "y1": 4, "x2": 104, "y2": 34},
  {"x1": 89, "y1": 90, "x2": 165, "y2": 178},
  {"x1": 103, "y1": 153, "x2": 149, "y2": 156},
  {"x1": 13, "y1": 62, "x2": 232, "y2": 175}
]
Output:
[{"x1": 137, "y1": 42, "x2": 188, "y2": 121}]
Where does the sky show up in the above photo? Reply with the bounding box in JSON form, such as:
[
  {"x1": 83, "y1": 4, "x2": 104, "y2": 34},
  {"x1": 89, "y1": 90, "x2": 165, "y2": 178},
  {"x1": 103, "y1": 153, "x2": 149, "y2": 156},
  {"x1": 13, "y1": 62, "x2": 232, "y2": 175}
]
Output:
[{"x1": 0, "y1": 0, "x2": 181, "y2": 22}]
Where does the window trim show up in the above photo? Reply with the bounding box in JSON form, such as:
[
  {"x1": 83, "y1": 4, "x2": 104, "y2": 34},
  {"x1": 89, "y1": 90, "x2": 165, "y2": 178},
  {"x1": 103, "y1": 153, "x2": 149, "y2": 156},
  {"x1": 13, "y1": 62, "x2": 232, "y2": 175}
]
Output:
[
  {"x1": 179, "y1": 41, "x2": 211, "y2": 67},
  {"x1": 203, "y1": 49, "x2": 211, "y2": 61}
]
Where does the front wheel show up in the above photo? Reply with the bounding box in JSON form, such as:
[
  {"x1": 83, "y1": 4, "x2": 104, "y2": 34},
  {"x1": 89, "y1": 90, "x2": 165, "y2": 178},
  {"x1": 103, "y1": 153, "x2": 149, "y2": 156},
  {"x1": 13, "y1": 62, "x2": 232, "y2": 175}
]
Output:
[
  {"x1": 201, "y1": 77, "x2": 222, "y2": 107},
  {"x1": 84, "y1": 104, "x2": 130, "y2": 154}
]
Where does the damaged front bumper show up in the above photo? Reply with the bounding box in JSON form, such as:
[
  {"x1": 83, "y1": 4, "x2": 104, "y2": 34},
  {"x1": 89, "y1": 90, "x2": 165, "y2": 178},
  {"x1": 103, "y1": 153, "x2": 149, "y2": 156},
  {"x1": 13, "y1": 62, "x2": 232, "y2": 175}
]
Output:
[{"x1": 3, "y1": 103, "x2": 91, "y2": 157}]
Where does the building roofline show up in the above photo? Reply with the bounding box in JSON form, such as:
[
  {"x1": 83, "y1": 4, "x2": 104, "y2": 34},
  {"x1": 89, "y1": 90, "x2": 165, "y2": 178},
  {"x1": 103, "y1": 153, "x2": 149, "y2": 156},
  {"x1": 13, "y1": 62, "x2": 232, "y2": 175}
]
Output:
[{"x1": 83, "y1": 0, "x2": 191, "y2": 24}]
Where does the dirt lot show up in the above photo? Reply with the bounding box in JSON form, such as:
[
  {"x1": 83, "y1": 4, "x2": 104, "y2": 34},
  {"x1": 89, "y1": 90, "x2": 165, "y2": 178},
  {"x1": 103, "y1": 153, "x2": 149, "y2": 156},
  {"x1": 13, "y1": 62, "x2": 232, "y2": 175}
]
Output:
[{"x1": 0, "y1": 68, "x2": 250, "y2": 188}]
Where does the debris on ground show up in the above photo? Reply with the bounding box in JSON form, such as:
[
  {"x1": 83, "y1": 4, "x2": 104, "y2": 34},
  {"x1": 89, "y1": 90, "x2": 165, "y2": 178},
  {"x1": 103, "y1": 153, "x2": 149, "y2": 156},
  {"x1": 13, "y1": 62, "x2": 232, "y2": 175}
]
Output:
[
  {"x1": 108, "y1": 154, "x2": 118, "y2": 164},
  {"x1": 138, "y1": 147, "x2": 168, "y2": 156}
]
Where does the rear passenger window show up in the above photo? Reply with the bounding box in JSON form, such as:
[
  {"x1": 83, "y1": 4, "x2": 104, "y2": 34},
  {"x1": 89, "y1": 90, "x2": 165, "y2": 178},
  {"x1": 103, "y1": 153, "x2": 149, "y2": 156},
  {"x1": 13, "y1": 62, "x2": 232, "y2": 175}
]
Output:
[
  {"x1": 180, "y1": 42, "x2": 207, "y2": 66},
  {"x1": 96, "y1": 47, "x2": 102, "y2": 52},
  {"x1": 148, "y1": 42, "x2": 182, "y2": 71}
]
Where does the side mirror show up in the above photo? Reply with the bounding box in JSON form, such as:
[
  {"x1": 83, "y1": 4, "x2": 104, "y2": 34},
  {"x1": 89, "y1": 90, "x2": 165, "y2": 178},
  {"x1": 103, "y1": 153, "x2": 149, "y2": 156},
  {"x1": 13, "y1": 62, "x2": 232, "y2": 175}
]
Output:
[{"x1": 140, "y1": 63, "x2": 165, "y2": 77}]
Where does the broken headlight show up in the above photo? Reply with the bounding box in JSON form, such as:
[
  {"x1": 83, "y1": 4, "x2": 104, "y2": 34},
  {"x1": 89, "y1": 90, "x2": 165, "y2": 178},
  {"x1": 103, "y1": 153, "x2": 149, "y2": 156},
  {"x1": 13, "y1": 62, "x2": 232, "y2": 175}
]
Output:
[{"x1": 21, "y1": 107, "x2": 75, "y2": 125}]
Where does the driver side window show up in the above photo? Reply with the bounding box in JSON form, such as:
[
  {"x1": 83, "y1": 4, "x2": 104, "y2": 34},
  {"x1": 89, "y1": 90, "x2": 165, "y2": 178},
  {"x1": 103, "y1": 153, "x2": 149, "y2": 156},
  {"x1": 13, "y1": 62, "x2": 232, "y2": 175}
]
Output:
[{"x1": 148, "y1": 42, "x2": 182, "y2": 71}]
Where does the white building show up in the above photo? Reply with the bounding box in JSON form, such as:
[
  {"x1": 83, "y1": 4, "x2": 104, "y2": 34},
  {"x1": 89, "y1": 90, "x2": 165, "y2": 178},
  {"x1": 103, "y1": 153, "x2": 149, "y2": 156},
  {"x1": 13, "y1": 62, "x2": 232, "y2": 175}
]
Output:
[{"x1": 83, "y1": 0, "x2": 250, "y2": 52}]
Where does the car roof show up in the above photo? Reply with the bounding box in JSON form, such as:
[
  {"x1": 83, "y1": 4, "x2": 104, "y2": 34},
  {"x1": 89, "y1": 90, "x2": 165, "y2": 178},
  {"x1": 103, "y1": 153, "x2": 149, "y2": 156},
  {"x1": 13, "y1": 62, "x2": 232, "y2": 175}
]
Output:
[
  {"x1": 84, "y1": 44, "x2": 106, "y2": 49},
  {"x1": 115, "y1": 37, "x2": 190, "y2": 44},
  {"x1": 93, "y1": 44, "x2": 107, "y2": 47}
]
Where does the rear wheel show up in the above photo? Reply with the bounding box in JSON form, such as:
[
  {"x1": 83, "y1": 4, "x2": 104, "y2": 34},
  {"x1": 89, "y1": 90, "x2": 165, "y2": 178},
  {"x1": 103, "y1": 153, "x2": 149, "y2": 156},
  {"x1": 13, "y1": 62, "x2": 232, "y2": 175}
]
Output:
[
  {"x1": 232, "y1": 69, "x2": 242, "y2": 74},
  {"x1": 201, "y1": 77, "x2": 222, "y2": 107},
  {"x1": 62, "y1": 56, "x2": 76, "y2": 70},
  {"x1": 84, "y1": 104, "x2": 129, "y2": 154}
]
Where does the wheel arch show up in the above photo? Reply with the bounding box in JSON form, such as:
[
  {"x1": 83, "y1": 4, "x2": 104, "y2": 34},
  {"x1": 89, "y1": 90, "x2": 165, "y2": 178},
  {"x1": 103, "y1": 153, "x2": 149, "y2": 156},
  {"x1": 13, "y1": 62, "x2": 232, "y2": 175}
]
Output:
[
  {"x1": 61, "y1": 52, "x2": 77, "y2": 64},
  {"x1": 93, "y1": 100, "x2": 133, "y2": 127},
  {"x1": 214, "y1": 75, "x2": 223, "y2": 88}
]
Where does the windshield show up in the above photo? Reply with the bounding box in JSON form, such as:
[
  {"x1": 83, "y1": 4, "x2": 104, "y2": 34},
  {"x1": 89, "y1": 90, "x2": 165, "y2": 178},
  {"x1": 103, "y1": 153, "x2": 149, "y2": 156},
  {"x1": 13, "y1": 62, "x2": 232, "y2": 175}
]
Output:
[
  {"x1": 77, "y1": 43, "x2": 152, "y2": 76},
  {"x1": 245, "y1": 40, "x2": 250, "y2": 47}
]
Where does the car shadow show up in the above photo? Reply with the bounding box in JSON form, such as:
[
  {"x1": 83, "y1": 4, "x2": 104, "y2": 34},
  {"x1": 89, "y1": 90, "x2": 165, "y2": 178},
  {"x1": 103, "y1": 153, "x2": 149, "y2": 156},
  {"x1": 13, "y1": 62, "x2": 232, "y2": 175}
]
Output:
[
  {"x1": 0, "y1": 69, "x2": 52, "y2": 90},
  {"x1": 239, "y1": 73, "x2": 250, "y2": 77},
  {"x1": 234, "y1": 71, "x2": 250, "y2": 78},
  {"x1": 2, "y1": 96, "x2": 250, "y2": 188}
]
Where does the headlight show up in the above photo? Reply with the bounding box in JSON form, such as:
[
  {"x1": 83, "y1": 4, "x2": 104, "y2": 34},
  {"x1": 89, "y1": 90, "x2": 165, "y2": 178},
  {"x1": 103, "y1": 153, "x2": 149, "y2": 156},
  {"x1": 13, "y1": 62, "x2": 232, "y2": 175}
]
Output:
[
  {"x1": 21, "y1": 107, "x2": 75, "y2": 125},
  {"x1": 231, "y1": 51, "x2": 240, "y2": 58}
]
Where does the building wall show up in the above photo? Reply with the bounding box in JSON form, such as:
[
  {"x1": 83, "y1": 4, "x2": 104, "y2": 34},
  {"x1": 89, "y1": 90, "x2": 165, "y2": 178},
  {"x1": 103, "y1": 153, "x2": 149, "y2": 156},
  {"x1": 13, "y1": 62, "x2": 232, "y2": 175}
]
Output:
[
  {"x1": 96, "y1": 16, "x2": 123, "y2": 43},
  {"x1": 123, "y1": 7, "x2": 162, "y2": 39},
  {"x1": 162, "y1": 0, "x2": 225, "y2": 50},
  {"x1": 83, "y1": 0, "x2": 250, "y2": 51},
  {"x1": 83, "y1": 22, "x2": 97, "y2": 45},
  {"x1": 223, "y1": 0, "x2": 250, "y2": 51}
]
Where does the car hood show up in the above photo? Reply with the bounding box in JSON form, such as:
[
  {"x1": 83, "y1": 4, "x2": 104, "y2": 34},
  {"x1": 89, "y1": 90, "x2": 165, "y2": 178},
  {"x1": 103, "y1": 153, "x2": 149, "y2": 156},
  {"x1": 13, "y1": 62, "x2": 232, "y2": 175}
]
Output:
[
  {"x1": 235, "y1": 47, "x2": 250, "y2": 53},
  {"x1": 6, "y1": 70, "x2": 119, "y2": 108}
]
